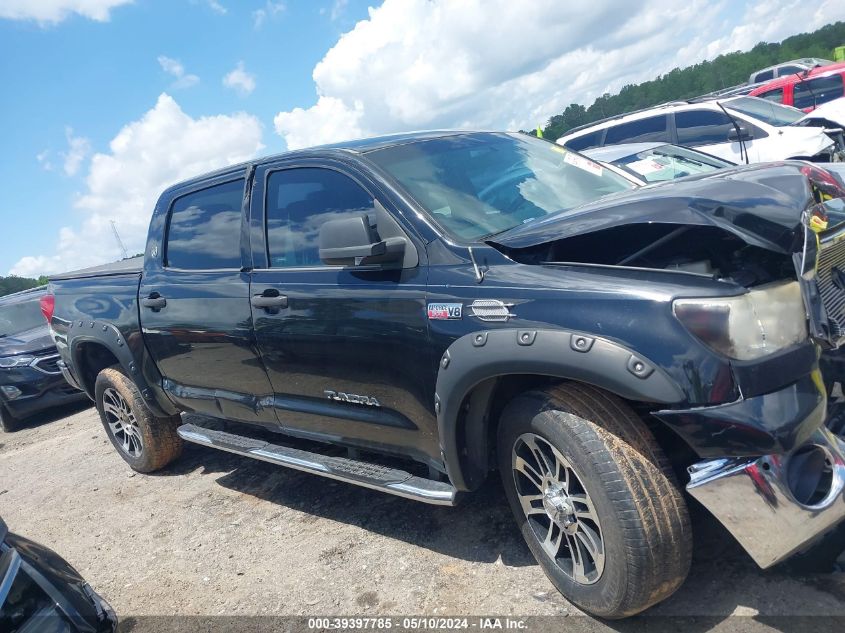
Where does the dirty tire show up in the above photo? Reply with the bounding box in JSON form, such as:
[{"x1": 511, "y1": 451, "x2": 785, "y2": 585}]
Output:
[
  {"x1": 94, "y1": 366, "x2": 183, "y2": 473},
  {"x1": 497, "y1": 382, "x2": 692, "y2": 619},
  {"x1": 0, "y1": 404, "x2": 20, "y2": 432}
]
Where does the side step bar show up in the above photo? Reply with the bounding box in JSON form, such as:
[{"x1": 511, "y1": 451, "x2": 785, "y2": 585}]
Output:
[{"x1": 176, "y1": 423, "x2": 459, "y2": 506}]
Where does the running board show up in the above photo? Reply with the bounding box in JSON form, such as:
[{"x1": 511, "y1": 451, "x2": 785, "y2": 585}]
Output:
[{"x1": 176, "y1": 423, "x2": 458, "y2": 506}]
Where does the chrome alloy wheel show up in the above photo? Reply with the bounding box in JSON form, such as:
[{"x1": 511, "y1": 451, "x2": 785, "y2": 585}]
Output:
[
  {"x1": 512, "y1": 433, "x2": 605, "y2": 584},
  {"x1": 102, "y1": 387, "x2": 143, "y2": 458}
]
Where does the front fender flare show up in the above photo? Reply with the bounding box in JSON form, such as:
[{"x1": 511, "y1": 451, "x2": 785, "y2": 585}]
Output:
[{"x1": 434, "y1": 328, "x2": 685, "y2": 491}]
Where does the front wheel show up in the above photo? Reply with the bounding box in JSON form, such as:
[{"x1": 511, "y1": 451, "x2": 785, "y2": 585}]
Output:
[
  {"x1": 497, "y1": 383, "x2": 692, "y2": 618},
  {"x1": 0, "y1": 404, "x2": 20, "y2": 432},
  {"x1": 94, "y1": 366, "x2": 183, "y2": 473}
]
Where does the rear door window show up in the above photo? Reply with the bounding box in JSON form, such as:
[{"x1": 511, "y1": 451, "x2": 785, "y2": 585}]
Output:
[
  {"x1": 758, "y1": 88, "x2": 784, "y2": 103},
  {"x1": 603, "y1": 115, "x2": 670, "y2": 145},
  {"x1": 165, "y1": 179, "x2": 245, "y2": 270},
  {"x1": 793, "y1": 75, "x2": 845, "y2": 109},
  {"x1": 776, "y1": 65, "x2": 803, "y2": 77},
  {"x1": 675, "y1": 110, "x2": 735, "y2": 145},
  {"x1": 752, "y1": 69, "x2": 774, "y2": 83},
  {"x1": 564, "y1": 130, "x2": 604, "y2": 151}
]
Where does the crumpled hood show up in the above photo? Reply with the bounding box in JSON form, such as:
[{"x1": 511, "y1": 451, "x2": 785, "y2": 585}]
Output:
[
  {"x1": 801, "y1": 98, "x2": 845, "y2": 129},
  {"x1": 490, "y1": 161, "x2": 845, "y2": 254}
]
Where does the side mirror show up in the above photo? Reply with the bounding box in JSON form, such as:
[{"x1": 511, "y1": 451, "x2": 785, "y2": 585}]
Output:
[
  {"x1": 728, "y1": 125, "x2": 752, "y2": 142},
  {"x1": 319, "y1": 213, "x2": 406, "y2": 267}
]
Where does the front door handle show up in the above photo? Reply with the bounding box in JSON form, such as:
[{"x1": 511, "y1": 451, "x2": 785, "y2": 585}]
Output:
[
  {"x1": 251, "y1": 292, "x2": 288, "y2": 310},
  {"x1": 141, "y1": 293, "x2": 167, "y2": 310}
]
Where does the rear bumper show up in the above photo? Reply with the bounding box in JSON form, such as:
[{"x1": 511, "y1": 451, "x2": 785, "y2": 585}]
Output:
[{"x1": 687, "y1": 425, "x2": 845, "y2": 569}]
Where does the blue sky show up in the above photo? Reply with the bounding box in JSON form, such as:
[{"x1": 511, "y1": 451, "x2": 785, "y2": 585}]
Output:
[
  {"x1": 0, "y1": 0, "x2": 372, "y2": 275},
  {"x1": 1, "y1": 0, "x2": 843, "y2": 276}
]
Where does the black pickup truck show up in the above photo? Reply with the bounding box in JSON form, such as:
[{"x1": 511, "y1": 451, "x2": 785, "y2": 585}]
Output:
[{"x1": 48, "y1": 131, "x2": 845, "y2": 618}]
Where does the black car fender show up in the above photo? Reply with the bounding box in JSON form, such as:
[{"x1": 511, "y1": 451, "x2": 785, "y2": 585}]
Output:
[
  {"x1": 434, "y1": 328, "x2": 685, "y2": 490},
  {"x1": 66, "y1": 320, "x2": 177, "y2": 418}
]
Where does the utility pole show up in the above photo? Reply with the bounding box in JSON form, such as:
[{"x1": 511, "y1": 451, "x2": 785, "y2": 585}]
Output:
[{"x1": 110, "y1": 220, "x2": 129, "y2": 260}]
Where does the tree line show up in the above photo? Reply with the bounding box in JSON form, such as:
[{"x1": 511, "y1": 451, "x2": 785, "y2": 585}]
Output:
[
  {"x1": 0, "y1": 275, "x2": 49, "y2": 298},
  {"x1": 539, "y1": 21, "x2": 845, "y2": 141}
]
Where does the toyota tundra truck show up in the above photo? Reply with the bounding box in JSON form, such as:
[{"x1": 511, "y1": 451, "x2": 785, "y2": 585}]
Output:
[{"x1": 46, "y1": 132, "x2": 845, "y2": 618}]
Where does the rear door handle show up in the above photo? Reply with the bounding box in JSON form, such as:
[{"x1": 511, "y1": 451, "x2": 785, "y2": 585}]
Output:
[
  {"x1": 141, "y1": 294, "x2": 167, "y2": 310},
  {"x1": 251, "y1": 292, "x2": 288, "y2": 310}
]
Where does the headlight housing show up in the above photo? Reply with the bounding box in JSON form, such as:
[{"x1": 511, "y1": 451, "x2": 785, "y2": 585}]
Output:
[
  {"x1": 673, "y1": 281, "x2": 808, "y2": 360},
  {"x1": 0, "y1": 355, "x2": 35, "y2": 369}
]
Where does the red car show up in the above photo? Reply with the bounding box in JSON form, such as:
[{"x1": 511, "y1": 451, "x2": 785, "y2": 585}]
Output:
[{"x1": 749, "y1": 62, "x2": 845, "y2": 111}]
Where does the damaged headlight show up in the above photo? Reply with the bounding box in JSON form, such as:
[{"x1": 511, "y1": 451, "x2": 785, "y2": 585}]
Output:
[
  {"x1": 0, "y1": 355, "x2": 35, "y2": 369},
  {"x1": 673, "y1": 281, "x2": 808, "y2": 360}
]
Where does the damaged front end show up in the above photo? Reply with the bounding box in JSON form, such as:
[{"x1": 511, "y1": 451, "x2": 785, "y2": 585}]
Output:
[
  {"x1": 490, "y1": 161, "x2": 845, "y2": 568},
  {"x1": 687, "y1": 425, "x2": 845, "y2": 568}
]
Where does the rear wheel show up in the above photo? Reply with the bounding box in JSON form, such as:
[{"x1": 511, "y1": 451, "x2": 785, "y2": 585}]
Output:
[
  {"x1": 94, "y1": 366, "x2": 183, "y2": 473},
  {"x1": 0, "y1": 404, "x2": 20, "y2": 432},
  {"x1": 497, "y1": 382, "x2": 692, "y2": 618}
]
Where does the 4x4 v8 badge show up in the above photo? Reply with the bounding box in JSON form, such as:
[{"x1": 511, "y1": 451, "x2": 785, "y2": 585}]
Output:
[{"x1": 427, "y1": 303, "x2": 463, "y2": 320}]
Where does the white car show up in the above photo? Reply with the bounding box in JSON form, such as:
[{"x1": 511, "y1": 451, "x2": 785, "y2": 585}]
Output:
[
  {"x1": 748, "y1": 57, "x2": 833, "y2": 84},
  {"x1": 557, "y1": 96, "x2": 842, "y2": 164},
  {"x1": 583, "y1": 142, "x2": 734, "y2": 185}
]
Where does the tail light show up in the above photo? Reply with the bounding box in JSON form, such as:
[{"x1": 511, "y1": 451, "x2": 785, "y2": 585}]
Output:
[{"x1": 40, "y1": 294, "x2": 55, "y2": 323}]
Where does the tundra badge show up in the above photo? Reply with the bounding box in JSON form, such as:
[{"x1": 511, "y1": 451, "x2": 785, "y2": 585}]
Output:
[{"x1": 324, "y1": 390, "x2": 381, "y2": 407}]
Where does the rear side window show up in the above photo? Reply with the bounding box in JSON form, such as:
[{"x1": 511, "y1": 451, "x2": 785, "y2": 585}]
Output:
[
  {"x1": 793, "y1": 75, "x2": 845, "y2": 109},
  {"x1": 165, "y1": 179, "x2": 244, "y2": 270},
  {"x1": 265, "y1": 168, "x2": 374, "y2": 268},
  {"x1": 675, "y1": 110, "x2": 735, "y2": 145},
  {"x1": 752, "y1": 69, "x2": 774, "y2": 83},
  {"x1": 758, "y1": 88, "x2": 784, "y2": 103},
  {"x1": 604, "y1": 115, "x2": 669, "y2": 145},
  {"x1": 0, "y1": 297, "x2": 45, "y2": 337},
  {"x1": 564, "y1": 130, "x2": 603, "y2": 151},
  {"x1": 776, "y1": 65, "x2": 803, "y2": 77}
]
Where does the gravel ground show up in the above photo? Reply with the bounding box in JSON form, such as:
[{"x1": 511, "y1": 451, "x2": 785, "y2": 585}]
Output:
[{"x1": 2, "y1": 402, "x2": 845, "y2": 630}]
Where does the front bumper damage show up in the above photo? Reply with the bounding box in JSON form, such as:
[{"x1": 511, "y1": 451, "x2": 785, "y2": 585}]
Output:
[{"x1": 687, "y1": 425, "x2": 845, "y2": 568}]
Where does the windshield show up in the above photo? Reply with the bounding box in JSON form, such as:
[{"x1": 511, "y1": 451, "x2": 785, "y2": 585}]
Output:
[
  {"x1": 366, "y1": 133, "x2": 635, "y2": 241},
  {"x1": 0, "y1": 299, "x2": 45, "y2": 337},
  {"x1": 725, "y1": 96, "x2": 804, "y2": 126},
  {"x1": 611, "y1": 145, "x2": 732, "y2": 183}
]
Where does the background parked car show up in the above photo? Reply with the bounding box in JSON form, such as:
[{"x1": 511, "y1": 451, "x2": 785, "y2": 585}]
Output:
[
  {"x1": 0, "y1": 287, "x2": 86, "y2": 432},
  {"x1": 0, "y1": 516, "x2": 117, "y2": 632},
  {"x1": 557, "y1": 95, "x2": 843, "y2": 164},
  {"x1": 583, "y1": 142, "x2": 734, "y2": 185},
  {"x1": 748, "y1": 57, "x2": 834, "y2": 84},
  {"x1": 750, "y1": 62, "x2": 845, "y2": 111}
]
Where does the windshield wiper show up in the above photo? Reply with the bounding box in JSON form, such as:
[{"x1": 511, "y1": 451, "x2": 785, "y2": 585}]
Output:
[{"x1": 478, "y1": 226, "x2": 521, "y2": 241}]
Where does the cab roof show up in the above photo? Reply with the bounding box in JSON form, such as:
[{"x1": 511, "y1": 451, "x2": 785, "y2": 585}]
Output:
[{"x1": 160, "y1": 130, "x2": 489, "y2": 195}]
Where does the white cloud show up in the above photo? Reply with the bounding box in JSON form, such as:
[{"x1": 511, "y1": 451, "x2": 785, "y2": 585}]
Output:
[
  {"x1": 329, "y1": 0, "x2": 347, "y2": 21},
  {"x1": 10, "y1": 94, "x2": 264, "y2": 277},
  {"x1": 0, "y1": 0, "x2": 132, "y2": 23},
  {"x1": 61, "y1": 126, "x2": 91, "y2": 176},
  {"x1": 223, "y1": 61, "x2": 256, "y2": 96},
  {"x1": 274, "y1": 96, "x2": 364, "y2": 152},
  {"x1": 157, "y1": 54, "x2": 200, "y2": 89},
  {"x1": 206, "y1": 0, "x2": 226, "y2": 15},
  {"x1": 274, "y1": 0, "x2": 845, "y2": 150},
  {"x1": 252, "y1": 1, "x2": 284, "y2": 29},
  {"x1": 36, "y1": 150, "x2": 54, "y2": 171}
]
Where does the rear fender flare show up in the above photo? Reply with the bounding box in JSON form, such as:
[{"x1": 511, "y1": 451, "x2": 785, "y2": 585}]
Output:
[
  {"x1": 434, "y1": 328, "x2": 685, "y2": 491},
  {"x1": 67, "y1": 320, "x2": 176, "y2": 417}
]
